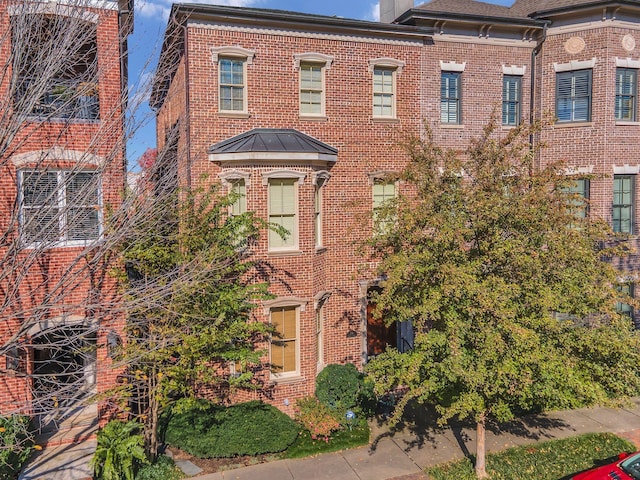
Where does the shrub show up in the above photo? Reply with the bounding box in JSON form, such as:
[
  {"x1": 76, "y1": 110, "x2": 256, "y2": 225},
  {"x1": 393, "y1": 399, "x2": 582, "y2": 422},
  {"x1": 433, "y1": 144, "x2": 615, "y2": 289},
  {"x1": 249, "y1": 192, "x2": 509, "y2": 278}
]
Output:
[
  {"x1": 135, "y1": 455, "x2": 183, "y2": 480},
  {"x1": 92, "y1": 420, "x2": 148, "y2": 480},
  {"x1": 0, "y1": 415, "x2": 33, "y2": 480},
  {"x1": 294, "y1": 397, "x2": 342, "y2": 442},
  {"x1": 315, "y1": 364, "x2": 375, "y2": 419},
  {"x1": 164, "y1": 399, "x2": 298, "y2": 458}
]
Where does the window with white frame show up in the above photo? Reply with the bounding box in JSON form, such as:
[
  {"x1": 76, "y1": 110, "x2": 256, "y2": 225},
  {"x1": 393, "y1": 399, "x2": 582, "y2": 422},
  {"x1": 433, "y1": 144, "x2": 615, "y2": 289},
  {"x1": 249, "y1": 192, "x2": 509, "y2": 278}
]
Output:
[
  {"x1": 230, "y1": 178, "x2": 246, "y2": 216},
  {"x1": 270, "y1": 305, "x2": 298, "y2": 375},
  {"x1": 613, "y1": 174, "x2": 635, "y2": 234},
  {"x1": 373, "y1": 178, "x2": 396, "y2": 233},
  {"x1": 315, "y1": 305, "x2": 324, "y2": 368},
  {"x1": 300, "y1": 63, "x2": 324, "y2": 115},
  {"x1": 269, "y1": 178, "x2": 297, "y2": 250},
  {"x1": 19, "y1": 169, "x2": 101, "y2": 245},
  {"x1": 373, "y1": 68, "x2": 395, "y2": 118},
  {"x1": 564, "y1": 177, "x2": 590, "y2": 221},
  {"x1": 219, "y1": 57, "x2": 246, "y2": 112}
]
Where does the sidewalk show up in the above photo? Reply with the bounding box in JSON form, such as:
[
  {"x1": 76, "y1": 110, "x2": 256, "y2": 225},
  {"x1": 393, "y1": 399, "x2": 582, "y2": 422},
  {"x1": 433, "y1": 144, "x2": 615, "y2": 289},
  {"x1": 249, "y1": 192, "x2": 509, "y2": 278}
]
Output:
[{"x1": 193, "y1": 399, "x2": 640, "y2": 480}]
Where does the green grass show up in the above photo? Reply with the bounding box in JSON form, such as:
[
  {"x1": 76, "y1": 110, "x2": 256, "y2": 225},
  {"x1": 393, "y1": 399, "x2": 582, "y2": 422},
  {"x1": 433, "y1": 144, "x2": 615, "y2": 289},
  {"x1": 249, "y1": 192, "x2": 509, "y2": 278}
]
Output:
[
  {"x1": 427, "y1": 433, "x2": 635, "y2": 480},
  {"x1": 282, "y1": 424, "x2": 370, "y2": 459}
]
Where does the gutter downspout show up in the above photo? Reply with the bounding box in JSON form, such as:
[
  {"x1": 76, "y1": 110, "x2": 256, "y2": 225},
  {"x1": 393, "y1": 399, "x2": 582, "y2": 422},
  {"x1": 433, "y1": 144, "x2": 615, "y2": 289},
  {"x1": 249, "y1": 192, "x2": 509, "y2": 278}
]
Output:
[
  {"x1": 529, "y1": 23, "x2": 547, "y2": 149},
  {"x1": 183, "y1": 22, "x2": 192, "y2": 189}
]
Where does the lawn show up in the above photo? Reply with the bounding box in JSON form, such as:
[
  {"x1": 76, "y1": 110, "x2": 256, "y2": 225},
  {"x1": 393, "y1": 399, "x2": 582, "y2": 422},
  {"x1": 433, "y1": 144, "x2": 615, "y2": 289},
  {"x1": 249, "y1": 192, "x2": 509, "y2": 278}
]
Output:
[
  {"x1": 427, "y1": 432, "x2": 636, "y2": 480},
  {"x1": 282, "y1": 424, "x2": 370, "y2": 459}
]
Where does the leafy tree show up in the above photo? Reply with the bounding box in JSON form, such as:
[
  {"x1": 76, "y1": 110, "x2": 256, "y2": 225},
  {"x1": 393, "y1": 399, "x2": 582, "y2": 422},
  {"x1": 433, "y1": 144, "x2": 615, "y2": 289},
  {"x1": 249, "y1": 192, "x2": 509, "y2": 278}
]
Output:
[
  {"x1": 365, "y1": 118, "x2": 640, "y2": 478},
  {"x1": 91, "y1": 420, "x2": 148, "y2": 480},
  {"x1": 110, "y1": 166, "x2": 271, "y2": 458}
]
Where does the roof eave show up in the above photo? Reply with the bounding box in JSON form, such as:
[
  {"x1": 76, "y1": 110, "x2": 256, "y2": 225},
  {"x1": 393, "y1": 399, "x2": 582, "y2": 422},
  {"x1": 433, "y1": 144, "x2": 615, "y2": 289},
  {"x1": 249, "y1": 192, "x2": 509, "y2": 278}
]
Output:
[
  {"x1": 396, "y1": 8, "x2": 548, "y2": 27},
  {"x1": 209, "y1": 152, "x2": 338, "y2": 164},
  {"x1": 529, "y1": 0, "x2": 640, "y2": 18}
]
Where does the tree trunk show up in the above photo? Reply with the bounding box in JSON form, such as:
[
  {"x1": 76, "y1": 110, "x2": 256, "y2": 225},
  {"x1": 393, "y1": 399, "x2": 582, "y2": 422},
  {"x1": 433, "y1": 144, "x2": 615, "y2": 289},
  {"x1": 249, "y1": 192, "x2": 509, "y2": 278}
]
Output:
[
  {"x1": 144, "y1": 371, "x2": 159, "y2": 460},
  {"x1": 475, "y1": 413, "x2": 488, "y2": 479}
]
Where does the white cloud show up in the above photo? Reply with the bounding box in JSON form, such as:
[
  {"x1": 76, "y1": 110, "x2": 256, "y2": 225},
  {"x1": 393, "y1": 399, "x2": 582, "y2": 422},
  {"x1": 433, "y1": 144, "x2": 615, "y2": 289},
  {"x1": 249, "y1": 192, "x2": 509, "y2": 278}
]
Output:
[
  {"x1": 364, "y1": 2, "x2": 380, "y2": 22},
  {"x1": 136, "y1": 0, "x2": 261, "y2": 20}
]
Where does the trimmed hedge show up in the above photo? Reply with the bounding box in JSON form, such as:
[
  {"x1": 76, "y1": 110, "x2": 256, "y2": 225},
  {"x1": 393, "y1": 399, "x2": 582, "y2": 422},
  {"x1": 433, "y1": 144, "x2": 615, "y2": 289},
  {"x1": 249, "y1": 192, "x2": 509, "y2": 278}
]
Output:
[
  {"x1": 163, "y1": 399, "x2": 299, "y2": 458},
  {"x1": 315, "y1": 363, "x2": 375, "y2": 419}
]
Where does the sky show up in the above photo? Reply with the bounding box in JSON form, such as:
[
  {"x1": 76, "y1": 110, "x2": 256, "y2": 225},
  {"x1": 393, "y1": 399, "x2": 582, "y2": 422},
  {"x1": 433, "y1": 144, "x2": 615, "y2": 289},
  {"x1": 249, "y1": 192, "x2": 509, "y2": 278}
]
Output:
[{"x1": 127, "y1": 0, "x2": 513, "y2": 168}]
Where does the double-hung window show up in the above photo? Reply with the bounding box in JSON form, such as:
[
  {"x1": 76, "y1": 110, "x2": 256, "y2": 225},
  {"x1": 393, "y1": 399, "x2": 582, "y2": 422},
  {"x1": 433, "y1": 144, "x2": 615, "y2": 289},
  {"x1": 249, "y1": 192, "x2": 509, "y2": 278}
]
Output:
[
  {"x1": 616, "y1": 282, "x2": 636, "y2": 327},
  {"x1": 556, "y1": 69, "x2": 592, "y2": 122},
  {"x1": 502, "y1": 75, "x2": 522, "y2": 126},
  {"x1": 441, "y1": 71, "x2": 461, "y2": 124},
  {"x1": 565, "y1": 177, "x2": 590, "y2": 221},
  {"x1": 613, "y1": 175, "x2": 635, "y2": 234},
  {"x1": 219, "y1": 57, "x2": 246, "y2": 113},
  {"x1": 270, "y1": 306, "x2": 298, "y2": 376},
  {"x1": 230, "y1": 179, "x2": 246, "y2": 216},
  {"x1": 268, "y1": 178, "x2": 297, "y2": 250},
  {"x1": 616, "y1": 68, "x2": 637, "y2": 121},
  {"x1": 19, "y1": 170, "x2": 101, "y2": 245},
  {"x1": 373, "y1": 68, "x2": 395, "y2": 118},
  {"x1": 373, "y1": 179, "x2": 396, "y2": 234},
  {"x1": 300, "y1": 63, "x2": 324, "y2": 116}
]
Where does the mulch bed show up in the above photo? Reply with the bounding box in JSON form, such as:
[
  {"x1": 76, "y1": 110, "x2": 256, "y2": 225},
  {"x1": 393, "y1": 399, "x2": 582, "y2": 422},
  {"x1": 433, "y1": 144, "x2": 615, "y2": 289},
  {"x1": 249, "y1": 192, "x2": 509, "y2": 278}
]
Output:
[{"x1": 166, "y1": 446, "x2": 278, "y2": 475}]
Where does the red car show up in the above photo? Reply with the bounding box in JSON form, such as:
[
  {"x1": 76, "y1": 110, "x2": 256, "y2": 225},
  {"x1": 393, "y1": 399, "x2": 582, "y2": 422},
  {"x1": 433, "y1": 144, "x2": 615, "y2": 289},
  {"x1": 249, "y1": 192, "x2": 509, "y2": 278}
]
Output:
[{"x1": 572, "y1": 452, "x2": 640, "y2": 479}]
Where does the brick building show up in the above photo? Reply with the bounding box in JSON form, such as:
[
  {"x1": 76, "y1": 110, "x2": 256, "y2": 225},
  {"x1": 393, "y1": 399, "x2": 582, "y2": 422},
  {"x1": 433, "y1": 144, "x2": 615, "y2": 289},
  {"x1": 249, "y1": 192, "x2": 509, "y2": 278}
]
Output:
[
  {"x1": 151, "y1": 0, "x2": 640, "y2": 413},
  {"x1": 0, "y1": 0, "x2": 131, "y2": 439}
]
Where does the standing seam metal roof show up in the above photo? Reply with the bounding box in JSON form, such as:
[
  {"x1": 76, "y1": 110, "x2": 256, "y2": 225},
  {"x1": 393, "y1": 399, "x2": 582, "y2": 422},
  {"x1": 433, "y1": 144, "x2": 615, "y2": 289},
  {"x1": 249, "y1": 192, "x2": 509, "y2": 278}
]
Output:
[{"x1": 208, "y1": 129, "x2": 338, "y2": 155}]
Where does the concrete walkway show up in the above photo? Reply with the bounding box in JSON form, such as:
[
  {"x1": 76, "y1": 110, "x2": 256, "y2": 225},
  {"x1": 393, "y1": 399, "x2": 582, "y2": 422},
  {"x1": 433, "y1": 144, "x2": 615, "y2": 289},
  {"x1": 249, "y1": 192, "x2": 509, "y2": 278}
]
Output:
[
  {"x1": 193, "y1": 398, "x2": 640, "y2": 480},
  {"x1": 20, "y1": 399, "x2": 640, "y2": 479}
]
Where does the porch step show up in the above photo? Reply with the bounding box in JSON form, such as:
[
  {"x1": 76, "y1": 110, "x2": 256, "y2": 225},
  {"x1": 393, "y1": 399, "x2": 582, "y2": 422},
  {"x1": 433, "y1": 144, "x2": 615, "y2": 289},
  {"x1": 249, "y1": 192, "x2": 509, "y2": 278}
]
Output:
[{"x1": 35, "y1": 404, "x2": 98, "y2": 448}]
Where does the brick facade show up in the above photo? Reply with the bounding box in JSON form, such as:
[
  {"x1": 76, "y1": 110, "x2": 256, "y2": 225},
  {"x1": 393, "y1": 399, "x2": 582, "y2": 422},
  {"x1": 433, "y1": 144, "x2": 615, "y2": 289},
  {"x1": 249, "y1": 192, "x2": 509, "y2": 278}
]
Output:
[
  {"x1": 0, "y1": 0, "x2": 130, "y2": 424},
  {"x1": 152, "y1": 1, "x2": 640, "y2": 414}
]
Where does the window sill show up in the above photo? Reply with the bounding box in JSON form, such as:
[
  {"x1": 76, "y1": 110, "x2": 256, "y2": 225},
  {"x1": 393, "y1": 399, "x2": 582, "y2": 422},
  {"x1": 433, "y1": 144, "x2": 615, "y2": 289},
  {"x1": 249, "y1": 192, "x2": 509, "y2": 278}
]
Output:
[
  {"x1": 315, "y1": 246, "x2": 327, "y2": 254},
  {"x1": 218, "y1": 112, "x2": 251, "y2": 119},
  {"x1": 440, "y1": 123, "x2": 465, "y2": 129},
  {"x1": 267, "y1": 249, "x2": 303, "y2": 257},
  {"x1": 501, "y1": 124, "x2": 519, "y2": 130},
  {"x1": 22, "y1": 115, "x2": 101, "y2": 125},
  {"x1": 22, "y1": 240, "x2": 100, "y2": 250},
  {"x1": 554, "y1": 121, "x2": 594, "y2": 128},
  {"x1": 371, "y1": 117, "x2": 399, "y2": 124},
  {"x1": 270, "y1": 374, "x2": 305, "y2": 385},
  {"x1": 299, "y1": 115, "x2": 327, "y2": 122},
  {"x1": 616, "y1": 121, "x2": 640, "y2": 126}
]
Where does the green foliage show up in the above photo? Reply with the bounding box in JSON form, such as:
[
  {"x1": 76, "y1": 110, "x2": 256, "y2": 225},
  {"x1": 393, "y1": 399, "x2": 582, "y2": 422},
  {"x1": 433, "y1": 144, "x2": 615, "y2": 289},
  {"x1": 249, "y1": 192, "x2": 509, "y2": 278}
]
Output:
[
  {"x1": 365, "y1": 118, "x2": 640, "y2": 475},
  {"x1": 164, "y1": 399, "x2": 299, "y2": 458},
  {"x1": 427, "y1": 433, "x2": 635, "y2": 480},
  {"x1": 135, "y1": 455, "x2": 183, "y2": 480},
  {"x1": 283, "y1": 424, "x2": 370, "y2": 459},
  {"x1": 294, "y1": 397, "x2": 342, "y2": 441},
  {"x1": 0, "y1": 415, "x2": 33, "y2": 480},
  {"x1": 315, "y1": 364, "x2": 375, "y2": 418},
  {"x1": 92, "y1": 420, "x2": 148, "y2": 480},
  {"x1": 112, "y1": 183, "x2": 273, "y2": 455}
]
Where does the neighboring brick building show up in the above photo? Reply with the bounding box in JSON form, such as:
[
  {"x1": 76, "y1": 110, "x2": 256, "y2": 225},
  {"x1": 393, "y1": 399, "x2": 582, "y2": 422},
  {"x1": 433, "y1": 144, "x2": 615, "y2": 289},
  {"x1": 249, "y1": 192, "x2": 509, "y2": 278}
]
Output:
[
  {"x1": 151, "y1": 0, "x2": 640, "y2": 414},
  {"x1": 0, "y1": 0, "x2": 131, "y2": 438}
]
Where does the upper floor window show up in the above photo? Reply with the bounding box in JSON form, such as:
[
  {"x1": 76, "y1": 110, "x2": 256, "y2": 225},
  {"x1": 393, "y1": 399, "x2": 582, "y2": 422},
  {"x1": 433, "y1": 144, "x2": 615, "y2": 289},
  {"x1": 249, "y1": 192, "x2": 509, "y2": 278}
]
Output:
[
  {"x1": 441, "y1": 71, "x2": 461, "y2": 124},
  {"x1": 299, "y1": 63, "x2": 324, "y2": 116},
  {"x1": 19, "y1": 169, "x2": 101, "y2": 246},
  {"x1": 373, "y1": 68, "x2": 395, "y2": 118},
  {"x1": 373, "y1": 178, "x2": 396, "y2": 234},
  {"x1": 294, "y1": 53, "x2": 333, "y2": 118},
  {"x1": 212, "y1": 46, "x2": 255, "y2": 115},
  {"x1": 556, "y1": 69, "x2": 592, "y2": 123},
  {"x1": 502, "y1": 75, "x2": 522, "y2": 126},
  {"x1": 613, "y1": 174, "x2": 635, "y2": 234},
  {"x1": 616, "y1": 282, "x2": 636, "y2": 327},
  {"x1": 12, "y1": 13, "x2": 99, "y2": 120},
  {"x1": 268, "y1": 178, "x2": 298, "y2": 251},
  {"x1": 616, "y1": 67, "x2": 637, "y2": 122}
]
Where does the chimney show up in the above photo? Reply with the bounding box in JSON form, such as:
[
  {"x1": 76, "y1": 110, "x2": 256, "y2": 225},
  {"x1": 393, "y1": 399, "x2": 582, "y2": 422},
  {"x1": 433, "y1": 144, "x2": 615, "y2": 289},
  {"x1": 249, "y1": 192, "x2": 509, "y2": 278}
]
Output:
[{"x1": 380, "y1": 0, "x2": 414, "y2": 23}]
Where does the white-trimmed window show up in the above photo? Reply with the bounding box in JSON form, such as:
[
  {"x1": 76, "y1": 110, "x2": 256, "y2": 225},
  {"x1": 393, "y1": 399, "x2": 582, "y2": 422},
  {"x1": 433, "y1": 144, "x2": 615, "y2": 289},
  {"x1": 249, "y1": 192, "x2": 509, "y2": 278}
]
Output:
[
  {"x1": 373, "y1": 68, "x2": 395, "y2": 118},
  {"x1": 373, "y1": 178, "x2": 396, "y2": 233},
  {"x1": 230, "y1": 179, "x2": 246, "y2": 216},
  {"x1": 268, "y1": 178, "x2": 298, "y2": 250},
  {"x1": 315, "y1": 305, "x2": 324, "y2": 369},
  {"x1": 294, "y1": 53, "x2": 333, "y2": 117},
  {"x1": 369, "y1": 58, "x2": 404, "y2": 119},
  {"x1": 19, "y1": 169, "x2": 101, "y2": 246},
  {"x1": 300, "y1": 63, "x2": 324, "y2": 115},
  {"x1": 270, "y1": 305, "x2": 299, "y2": 376},
  {"x1": 212, "y1": 46, "x2": 255, "y2": 114},
  {"x1": 313, "y1": 172, "x2": 329, "y2": 248}
]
